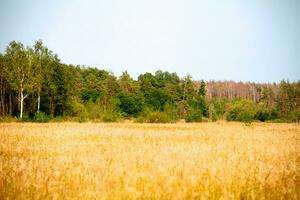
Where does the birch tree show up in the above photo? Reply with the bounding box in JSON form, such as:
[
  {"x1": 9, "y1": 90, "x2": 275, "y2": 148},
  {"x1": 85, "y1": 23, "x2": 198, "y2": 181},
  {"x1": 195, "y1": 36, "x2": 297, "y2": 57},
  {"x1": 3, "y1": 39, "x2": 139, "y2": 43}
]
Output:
[
  {"x1": 32, "y1": 40, "x2": 47, "y2": 113},
  {"x1": 6, "y1": 41, "x2": 34, "y2": 118}
]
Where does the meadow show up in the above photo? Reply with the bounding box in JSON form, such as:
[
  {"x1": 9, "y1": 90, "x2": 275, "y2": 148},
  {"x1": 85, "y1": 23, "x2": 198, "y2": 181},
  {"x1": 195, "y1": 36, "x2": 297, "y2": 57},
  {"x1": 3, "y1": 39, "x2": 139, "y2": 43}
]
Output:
[{"x1": 0, "y1": 122, "x2": 299, "y2": 199}]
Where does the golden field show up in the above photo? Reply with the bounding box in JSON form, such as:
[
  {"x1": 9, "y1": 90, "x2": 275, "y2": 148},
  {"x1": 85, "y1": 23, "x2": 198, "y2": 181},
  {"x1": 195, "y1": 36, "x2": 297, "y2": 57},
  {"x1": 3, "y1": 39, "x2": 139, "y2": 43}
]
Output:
[{"x1": 0, "y1": 122, "x2": 299, "y2": 199}]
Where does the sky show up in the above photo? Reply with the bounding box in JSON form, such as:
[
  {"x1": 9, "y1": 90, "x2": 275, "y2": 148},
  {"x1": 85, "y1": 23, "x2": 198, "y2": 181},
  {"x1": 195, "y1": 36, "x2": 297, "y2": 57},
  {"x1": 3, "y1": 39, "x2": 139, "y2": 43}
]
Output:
[{"x1": 0, "y1": 0, "x2": 299, "y2": 82}]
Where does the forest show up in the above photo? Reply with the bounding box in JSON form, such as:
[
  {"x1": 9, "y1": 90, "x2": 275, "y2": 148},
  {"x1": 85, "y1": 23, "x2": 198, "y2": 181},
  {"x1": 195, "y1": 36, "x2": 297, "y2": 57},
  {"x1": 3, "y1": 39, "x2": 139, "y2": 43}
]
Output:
[{"x1": 0, "y1": 40, "x2": 299, "y2": 123}]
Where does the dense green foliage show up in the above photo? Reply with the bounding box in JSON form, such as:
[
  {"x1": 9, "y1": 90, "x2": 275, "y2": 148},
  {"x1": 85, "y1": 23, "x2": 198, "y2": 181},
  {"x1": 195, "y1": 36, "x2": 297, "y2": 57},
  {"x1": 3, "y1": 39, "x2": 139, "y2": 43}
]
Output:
[
  {"x1": 0, "y1": 40, "x2": 299, "y2": 123},
  {"x1": 226, "y1": 100, "x2": 257, "y2": 123}
]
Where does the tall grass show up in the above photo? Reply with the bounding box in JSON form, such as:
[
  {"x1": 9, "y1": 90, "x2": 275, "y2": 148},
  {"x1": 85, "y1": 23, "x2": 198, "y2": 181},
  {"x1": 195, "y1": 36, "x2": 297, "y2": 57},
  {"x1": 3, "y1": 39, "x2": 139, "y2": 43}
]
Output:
[{"x1": 0, "y1": 122, "x2": 299, "y2": 199}]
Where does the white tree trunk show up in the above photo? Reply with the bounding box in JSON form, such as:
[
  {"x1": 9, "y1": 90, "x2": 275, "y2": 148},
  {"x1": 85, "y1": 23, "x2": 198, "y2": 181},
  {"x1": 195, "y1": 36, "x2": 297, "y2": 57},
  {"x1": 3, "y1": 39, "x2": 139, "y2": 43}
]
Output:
[
  {"x1": 37, "y1": 93, "x2": 40, "y2": 113},
  {"x1": 20, "y1": 88, "x2": 23, "y2": 119},
  {"x1": 19, "y1": 84, "x2": 28, "y2": 119}
]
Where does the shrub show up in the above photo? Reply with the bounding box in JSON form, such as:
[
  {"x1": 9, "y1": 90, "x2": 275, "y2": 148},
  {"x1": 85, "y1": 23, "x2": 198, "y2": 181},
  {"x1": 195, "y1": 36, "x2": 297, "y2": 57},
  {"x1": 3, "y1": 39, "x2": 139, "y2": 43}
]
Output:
[
  {"x1": 69, "y1": 99, "x2": 88, "y2": 122},
  {"x1": 186, "y1": 103, "x2": 203, "y2": 122},
  {"x1": 49, "y1": 116, "x2": 64, "y2": 122},
  {"x1": 147, "y1": 112, "x2": 172, "y2": 123},
  {"x1": 186, "y1": 109, "x2": 202, "y2": 122},
  {"x1": 85, "y1": 100, "x2": 101, "y2": 120},
  {"x1": 212, "y1": 99, "x2": 227, "y2": 118},
  {"x1": 269, "y1": 109, "x2": 279, "y2": 120},
  {"x1": 101, "y1": 113, "x2": 119, "y2": 122},
  {"x1": 289, "y1": 108, "x2": 300, "y2": 123},
  {"x1": 226, "y1": 100, "x2": 256, "y2": 123},
  {"x1": 211, "y1": 114, "x2": 218, "y2": 122},
  {"x1": 255, "y1": 103, "x2": 279, "y2": 122},
  {"x1": 20, "y1": 114, "x2": 31, "y2": 122},
  {"x1": 255, "y1": 110, "x2": 269, "y2": 122},
  {"x1": 136, "y1": 111, "x2": 173, "y2": 123},
  {"x1": 0, "y1": 115, "x2": 17, "y2": 122},
  {"x1": 238, "y1": 111, "x2": 254, "y2": 125},
  {"x1": 268, "y1": 118, "x2": 291, "y2": 123},
  {"x1": 208, "y1": 103, "x2": 218, "y2": 122},
  {"x1": 164, "y1": 103, "x2": 180, "y2": 121},
  {"x1": 201, "y1": 117, "x2": 210, "y2": 122},
  {"x1": 34, "y1": 112, "x2": 51, "y2": 123},
  {"x1": 118, "y1": 94, "x2": 143, "y2": 117}
]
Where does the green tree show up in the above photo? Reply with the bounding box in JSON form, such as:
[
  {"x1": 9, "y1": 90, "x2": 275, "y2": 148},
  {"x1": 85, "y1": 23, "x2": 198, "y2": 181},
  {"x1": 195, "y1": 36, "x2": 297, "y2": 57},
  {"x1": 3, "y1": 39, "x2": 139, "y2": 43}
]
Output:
[
  {"x1": 196, "y1": 80, "x2": 208, "y2": 117},
  {"x1": 209, "y1": 98, "x2": 227, "y2": 119},
  {"x1": 32, "y1": 40, "x2": 53, "y2": 113},
  {"x1": 0, "y1": 54, "x2": 11, "y2": 115},
  {"x1": 186, "y1": 105, "x2": 203, "y2": 122},
  {"x1": 255, "y1": 103, "x2": 270, "y2": 122},
  {"x1": 182, "y1": 74, "x2": 195, "y2": 102},
  {"x1": 289, "y1": 107, "x2": 300, "y2": 123},
  {"x1": 118, "y1": 93, "x2": 143, "y2": 117},
  {"x1": 118, "y1": 70, "x2": 138, "y2": 94},
  {"x1": 198, "y1": 80, "x2": 206, "y2": 97},
  {"x1": 277, "y1": 80, "x2": 296, "y2": 118},
  {"x1": 138, "y1": 72, "x2": 168, "y2": 111},
  {"x1": 226, "y1": 100, "x2": 257, "y2": 123},
  {"x1": 5, "y1": 41, "x2": 34, "y2": 118}
]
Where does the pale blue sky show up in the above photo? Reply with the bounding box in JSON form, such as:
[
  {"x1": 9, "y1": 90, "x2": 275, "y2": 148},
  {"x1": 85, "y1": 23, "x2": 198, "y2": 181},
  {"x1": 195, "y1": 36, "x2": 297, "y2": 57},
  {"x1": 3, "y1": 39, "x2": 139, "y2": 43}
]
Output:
[{"x1": 0, "y1": 0, "x2": 299, "y2": 82}]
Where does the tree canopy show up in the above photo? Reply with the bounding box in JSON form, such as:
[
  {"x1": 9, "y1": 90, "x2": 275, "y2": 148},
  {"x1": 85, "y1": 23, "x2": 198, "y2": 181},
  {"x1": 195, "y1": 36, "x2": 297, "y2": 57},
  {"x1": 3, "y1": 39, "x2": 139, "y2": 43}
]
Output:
[{"x1": 0, "y1": 40, "x2": 299, "y2": 123}]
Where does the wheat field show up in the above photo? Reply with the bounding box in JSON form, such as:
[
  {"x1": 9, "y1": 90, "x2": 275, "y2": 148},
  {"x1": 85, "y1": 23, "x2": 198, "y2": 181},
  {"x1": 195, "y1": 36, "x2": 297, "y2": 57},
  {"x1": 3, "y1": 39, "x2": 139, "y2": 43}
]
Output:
[{"x1": 0, "y1": 122, "x2": 299, "y2": 199}]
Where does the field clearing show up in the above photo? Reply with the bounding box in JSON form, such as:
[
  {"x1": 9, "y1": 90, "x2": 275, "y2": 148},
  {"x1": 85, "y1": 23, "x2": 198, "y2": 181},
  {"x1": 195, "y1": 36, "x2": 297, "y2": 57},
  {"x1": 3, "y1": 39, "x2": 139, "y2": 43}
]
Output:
[{"x1": 0, "y1": 122, "x2": 299, "y2": 199}]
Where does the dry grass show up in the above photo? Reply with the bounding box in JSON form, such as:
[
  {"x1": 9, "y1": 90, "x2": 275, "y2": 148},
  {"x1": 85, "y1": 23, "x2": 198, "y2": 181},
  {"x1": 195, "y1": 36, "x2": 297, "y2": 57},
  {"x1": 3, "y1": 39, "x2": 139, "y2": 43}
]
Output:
[{"x1": 0, "y1": 122, "x2": 299, "y2": 199}]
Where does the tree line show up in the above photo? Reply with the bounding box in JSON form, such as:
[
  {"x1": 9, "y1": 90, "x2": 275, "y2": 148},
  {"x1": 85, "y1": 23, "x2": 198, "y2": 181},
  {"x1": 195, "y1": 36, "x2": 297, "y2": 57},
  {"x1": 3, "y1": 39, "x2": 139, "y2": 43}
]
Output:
[{"x1": 0, "y1": 40, "x2": 299, "y2": 123}]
